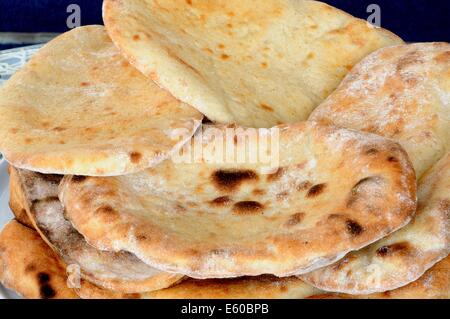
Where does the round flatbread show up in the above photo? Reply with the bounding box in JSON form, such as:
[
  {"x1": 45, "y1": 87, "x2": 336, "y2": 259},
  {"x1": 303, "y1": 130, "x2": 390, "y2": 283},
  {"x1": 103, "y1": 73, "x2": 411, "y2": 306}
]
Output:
[
  {"x1": 309, "y1": 255, "x2": 450, "y2": 299},
  {"x1": 302, "y1": 153, "x2": 450, "y2": 294},
  {"x1": 0, "y1": 25, "x2": 202, "y2": 176},
  {"x1": 0, "y1": 220, "x2": 78, "y2": 299},
  {"x1": 309, "y1": 42, "x2": 450, "y2": 178},
  {"x1": 8, "y1": 166, "x2": 184, "y2": 293},
  {"x1": 60, "y1": 122, "x2": 416, "y2": 278},
  {"x1": 103, "y1": 0, "x2": 402, "y2": 127}
]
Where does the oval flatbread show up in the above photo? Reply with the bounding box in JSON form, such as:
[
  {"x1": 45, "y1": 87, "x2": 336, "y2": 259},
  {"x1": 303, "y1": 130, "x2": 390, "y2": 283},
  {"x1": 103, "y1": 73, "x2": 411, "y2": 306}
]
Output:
[
  {"x1": 103, "y1": 0, "x2": 402, "y2": 127},
  {"x1": 0, "y1": 25, "x2": 202, "y2": 176},
  {"x1": 302, "y1": 153, "x2": 450, "y2": 294},
  {"x1": 60, "y1": 122, "x2": 416, "y2": 278},
  {"x1": 8, "y1": 166, "x2": 184, "y2": 293},
  {"x1": 309, "y1": 42, "x2": 450, "y2": 178}
]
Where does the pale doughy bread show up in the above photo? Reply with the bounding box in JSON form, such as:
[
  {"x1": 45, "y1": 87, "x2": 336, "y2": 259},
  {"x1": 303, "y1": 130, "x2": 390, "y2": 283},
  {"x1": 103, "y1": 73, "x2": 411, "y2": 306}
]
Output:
[
  {"x1": 309, "y1": 255, "x2": 450, "y2": 299},
  {"x1": 302, "y1": 154, "x2": 450, "y2": 294},
  {"x1": 103, "y1": 0, "x2": 402, "y2": 127},
  {"x1": 8, "y1": 166, "x2": 184, "y2": 293},
  {"x1": 60, "y1": 122, "x2": 416, "y2": 278},
  {"x1": 0, "y1": 25, "x2": 202, "y2": 176},
  {"x1": 0, "y1": 220, "x2": 78, "y2": 299},
  {"x1": 310, "y1": 42, "x2": 450, "y2": 178}
]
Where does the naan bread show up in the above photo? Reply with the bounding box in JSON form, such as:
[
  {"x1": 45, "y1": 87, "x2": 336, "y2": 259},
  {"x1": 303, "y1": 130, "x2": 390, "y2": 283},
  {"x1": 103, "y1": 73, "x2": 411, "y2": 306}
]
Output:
[
  {"x1": 302, "y1": 153, "x2": 450, "y2": 294},
  {"x1": 0, "y1": 220, "x2": 78, "y2": 299},
  {"x1": 103, "y1": 0, "x2": 402, "y2": 127},
  {"x1": 0, "y1": 25, "x2": 202, "y2": 176},
  {"x1": 309, "y1": 255, "x2": 450, "y2": 299},
  {"x1": 60, "y1": 122, "x2": 416, "y2": 278},
  {"x1": 309, "y1": 42, "x2": 450, "y2": 178},
  {"x1": 8, "y1": 166, "x2": 184, "y2": 293}
]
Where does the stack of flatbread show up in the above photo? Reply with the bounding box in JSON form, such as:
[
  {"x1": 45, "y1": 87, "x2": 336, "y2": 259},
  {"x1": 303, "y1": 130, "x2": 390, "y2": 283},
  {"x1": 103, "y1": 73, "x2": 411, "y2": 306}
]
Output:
[{"x1": 0, "y1": 0, "x2": 448, "y2": 299}]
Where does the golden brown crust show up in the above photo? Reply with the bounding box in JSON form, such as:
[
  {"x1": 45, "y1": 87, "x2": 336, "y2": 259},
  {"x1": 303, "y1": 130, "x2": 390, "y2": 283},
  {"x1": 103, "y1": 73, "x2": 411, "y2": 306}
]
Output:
[
  {"x1": 0, "y1": 220, "x2": 78, "y2": 299},
  {"x1": 61, "y1": 122, "x2": 416, "y2": 278}
]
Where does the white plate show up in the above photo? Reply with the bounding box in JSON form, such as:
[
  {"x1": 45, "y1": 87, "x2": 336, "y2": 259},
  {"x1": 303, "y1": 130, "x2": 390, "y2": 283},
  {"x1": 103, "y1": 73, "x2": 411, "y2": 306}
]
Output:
[
  {"x1": 0, "y1": 159, "x2": 21, "y2": 299},
  {"x1": 0, "y1": 45, "x2": 42, "y2": 299}
]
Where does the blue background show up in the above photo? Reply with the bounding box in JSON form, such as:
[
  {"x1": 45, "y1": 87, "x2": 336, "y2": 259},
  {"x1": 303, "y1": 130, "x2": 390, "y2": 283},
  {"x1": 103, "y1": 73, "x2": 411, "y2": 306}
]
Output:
[{"x1": 0, "y1": 0, "x2": 449, "y2": 49}]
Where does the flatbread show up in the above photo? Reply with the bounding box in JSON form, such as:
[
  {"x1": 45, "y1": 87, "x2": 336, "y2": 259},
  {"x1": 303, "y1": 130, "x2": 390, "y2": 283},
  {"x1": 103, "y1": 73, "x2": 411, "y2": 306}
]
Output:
[
  {"x1": 0, "y1": 25, "x2": 202, "y2": 176},
  {"x1": 309, "y1": 42, "x2": 450, "y2": 178},
  {"x1": 8, "y1": 165, "x2": 34, "y2": 228},
  {"x1": 60, "y1": 122, "x2": 416, "y2": 278},
  {"x1": 103, "y1": 0, "x2": 402, "y2": 127},
  {"x1": 2, "y1": 220, "x2": 445, "y2": 299},
  {"x1": 309, "y1": 255, "x2": 450, "y2": 299},
  {"x1": 0, "y1": 220, "x2": 78, "y2": 299},
  {"x1": 77, "y1": 276, "x2": 322, "y2": 299},
  {"x1": 0, "y1": 219, "x2": 321, "y2": 299},
  {"x1": 302, "y1": 153, "x2": 450, "y2": 294},
  {"x1": 8, "y1": 166, "x2": 184, "y2": 293}
]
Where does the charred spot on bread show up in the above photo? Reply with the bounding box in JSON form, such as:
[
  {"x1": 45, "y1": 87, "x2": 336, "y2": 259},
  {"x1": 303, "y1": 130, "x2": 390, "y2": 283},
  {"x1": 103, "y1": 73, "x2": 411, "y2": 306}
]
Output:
[
  {"x1": 232, "y1": 201, "x2": 264, "y2": 215},
  {"x1": 209, "y1": 196, "x2": 232, "y2": 206},
  {"x1": 39, "y1": 284, "x2": 56, "y2": 299},
  {"x1": 346, "y1": 219, "x2": 363, "y2": 236},
  {"x1": 364, "y1": 147, "x2": 379, "y2": 155},
  {"x1": 306, "y1": 183, "x2": 327, "y2": 198},
  {"x1": 37, "y1": 272, "x2": 56, "y2": 299},
  {"x1": 286, "y1": 212, "x2": 305, "y2": 227},
  {"x1": 129, "y1": 151, "x2": 142, "y2": 164},
  {"x1": 212, "y1": 170, "x2": 258, "y2": 192},
  {"x1": 376, "y1": 242, "x2": 411, "y2": 257},
  {"x1": 387, "y1": 156, "x2": 398, "y2": 163},
  {"x1": 95, "y1": 205, "x2": 116, "y2": 215}
]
